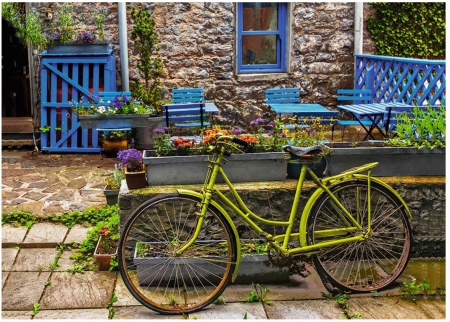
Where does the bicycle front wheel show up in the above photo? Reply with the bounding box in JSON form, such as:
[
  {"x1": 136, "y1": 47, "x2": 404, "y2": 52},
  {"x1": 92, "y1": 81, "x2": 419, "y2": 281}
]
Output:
[
  {"x1": 308, "y1": 179, "x2": 411, "y2": 293},
  {"x1": 118, "y1": 194, "x2": 237, "y2": 314}
]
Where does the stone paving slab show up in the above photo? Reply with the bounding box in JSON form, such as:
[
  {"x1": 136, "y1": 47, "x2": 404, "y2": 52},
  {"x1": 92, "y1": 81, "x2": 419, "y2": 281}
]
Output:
[
  {"x1": 40, "y1": 271, "x2": 117, "y2": 310},
  {"x1": 12, "y1": 248, "x2": 58, "y2": 272},
  {"x1": 24, "y1": 222, "x2": 68, "y2": 244},
  {"x1": 1, "y1": 311, "x2": 33, "y2": 319},
  {"x1": 33, "y1": 308, "x2": 110, "y2": 319},
  {"x1": 264, "y1": 299, "x2": 344, "y2": 319},
  {"x1": 346, "y1": 297, "x2": 438, "y2": 319},
  {"x1": 193, "y1": 302, "x2": 267, "y2": 319},
  {"x1": 64, "y1": 224, "x2": 91, "y2": 244},
  {"x1": 415, "y1": 299, "x2": 446, "y2": 319},
  {"x1": 2, "y1": 248, "x2": 19, "y2": 271},
  {"x1": 1, "y1": 224, "x2": 28, "y2": 244},
  {"x1": 221, "y1": 270, "x2": 327, "y2": 303},
  {"x1": 113, "y1": 306, "x2": 184, "y2": 320},
  {"x1": 114, "y1": 275, "x2": 142, "y2": 307},
  {"x1": 55, "y1": 249, "x2": 78, "y2": 271},
  {"x1": 2, "y1": 271, "x2": 51, "y2": 310}
]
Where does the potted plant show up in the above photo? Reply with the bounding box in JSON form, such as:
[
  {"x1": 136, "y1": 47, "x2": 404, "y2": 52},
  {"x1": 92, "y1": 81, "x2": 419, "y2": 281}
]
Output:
[
  {"x1": 117, "y1": 149, "x2": 147, "y2": 189},
  {"x1": 102, "y1": 131, "x2": 128, "y2": 157},
  {"x1": 93, "y1": 219, "x2": 119, "y2": 271},
  {"x1": 103, "y1": 168, "x2": 125, "y2": 205}
]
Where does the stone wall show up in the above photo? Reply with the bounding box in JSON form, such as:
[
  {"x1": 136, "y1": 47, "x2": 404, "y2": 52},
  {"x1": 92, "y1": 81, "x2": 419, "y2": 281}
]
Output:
[
  {"x1": 32, "y1": 2, "x2": 379, "y2": 129},
  {"x1": 118, "y1": 177, "x2": 445, "y2": 258}
]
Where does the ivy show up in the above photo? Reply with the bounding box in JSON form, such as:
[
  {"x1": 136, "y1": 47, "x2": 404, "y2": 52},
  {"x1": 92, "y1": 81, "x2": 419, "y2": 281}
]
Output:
[{"x1": 366, "y1": 2, "x2": 445, "y2": 59}]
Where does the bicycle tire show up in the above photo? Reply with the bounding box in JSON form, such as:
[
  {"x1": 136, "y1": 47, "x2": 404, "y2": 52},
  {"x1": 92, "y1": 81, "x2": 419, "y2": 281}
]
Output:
[
  {"x1": 307, "y1": 179, "x2": 411, "y2": 293},
  {"x1": 118, "y1": 194, "x2": 237, "y2": 314}
]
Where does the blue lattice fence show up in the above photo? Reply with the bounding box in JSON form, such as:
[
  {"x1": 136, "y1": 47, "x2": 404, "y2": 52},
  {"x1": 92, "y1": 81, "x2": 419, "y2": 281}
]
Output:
[
  {"x1": 40, "y1": 50, "x2": 116, "y2": 152},
  {"x1": 354, "y1": 54, "x2": 446, "y2": 106}
]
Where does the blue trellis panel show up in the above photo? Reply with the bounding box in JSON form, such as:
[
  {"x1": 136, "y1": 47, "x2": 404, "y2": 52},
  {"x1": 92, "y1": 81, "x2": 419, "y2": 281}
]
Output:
[
  {"x1": 354, "y1": 54, "x2": 446, "y2": 107},
  {"x1": 40, "y1": 51, "x2": 116, "y2": 152}
]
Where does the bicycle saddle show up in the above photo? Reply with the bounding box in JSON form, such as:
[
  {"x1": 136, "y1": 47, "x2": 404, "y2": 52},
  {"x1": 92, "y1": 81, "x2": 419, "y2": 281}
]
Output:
[{"x1": 282, "y1": 145, "x2": 323, "y2": 157}]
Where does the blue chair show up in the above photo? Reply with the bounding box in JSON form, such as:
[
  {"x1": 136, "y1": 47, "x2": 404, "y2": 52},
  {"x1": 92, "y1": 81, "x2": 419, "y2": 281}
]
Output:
[
  {"x1": 336, "y1": 89, "x2": 374, "y2": 140},
  {"x1": 172, "y1": 88, "x2": 204, "y2": 103}
]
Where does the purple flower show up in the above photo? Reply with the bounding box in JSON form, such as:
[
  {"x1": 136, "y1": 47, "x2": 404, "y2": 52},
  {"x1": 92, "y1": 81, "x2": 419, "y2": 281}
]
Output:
[
  {"x1": 268, "y1": 121, "x2": 276, "y2": 127},
  {"x1": 233, "y1": 128, "x2": 242, "y2": 135},
  {"x1": 153, "y1": 128, "x2": 166, "y2": 134},
  {"x1": 268, "y1": 131, "x2": 274, "y2": 136},
  {"x1": 250, "y1": 120, "x2": 256, "y2": 126},
  {"x1": 117, "y1": 149, "x2": 143, "y2": 172}
]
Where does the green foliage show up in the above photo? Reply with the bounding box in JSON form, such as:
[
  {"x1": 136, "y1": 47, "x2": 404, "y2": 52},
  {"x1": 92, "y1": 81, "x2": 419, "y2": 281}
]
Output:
[
  {"x1": 107, "y1": 292, "x2": 118, "y2": 319},
  {"x1": 104, "y1": 168, "x2": 125, "y2": 190},
  {"x1": 242, "y1": 283, "x2": 272, "y2": 305},
  {"x1": 130, "y1": 5, "x2": 165, "y2": 115},
  {"x1": 31, "y1": 302, "x2": 40, "y2": 316},
  {"x1": 213, "y1": 296, "x2": 226, "y2": 305},
  {"x1": 2, "y1": 211, "x2": 36, "y2": 228},
  {"x1": 401, "y1": 277, "x2": 431, "y2": 299},
  {"x1": 2, "y1": 3, "x2": 48, "y2": 51},
  {"x1": 386, "y1": 105, "x2": 445, "y2": 149},
  {"x1": 48, "y1": 205, "x2": 119, "y2": 228},
  {"x1": 366, "y1": 3, "x2": 445, "y2": 59}
]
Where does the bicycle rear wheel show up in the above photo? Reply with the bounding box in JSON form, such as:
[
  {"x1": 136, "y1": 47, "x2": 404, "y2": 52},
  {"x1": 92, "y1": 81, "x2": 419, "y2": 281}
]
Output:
[
  {"x1": 118, "y1": 194, "x2": 237, "y2": 314},
  {"x1": 308, "y1": 179, "x2": 411, "y2": 293}
]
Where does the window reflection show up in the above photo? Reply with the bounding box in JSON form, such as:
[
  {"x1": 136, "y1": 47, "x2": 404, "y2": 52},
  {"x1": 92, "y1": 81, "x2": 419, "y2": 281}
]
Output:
[
  {"x1": 242, "y1": 35, "x2": 277, "y2": 65},
  {"x1": 243, "y1": 3, "x2": 278, "y2": 31}
]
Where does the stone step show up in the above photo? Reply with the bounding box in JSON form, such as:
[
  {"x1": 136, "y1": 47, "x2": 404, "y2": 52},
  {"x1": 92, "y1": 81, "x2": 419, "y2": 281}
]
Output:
[{"x1": 2, "y1": 117, "x2": 35, "y2": 133}]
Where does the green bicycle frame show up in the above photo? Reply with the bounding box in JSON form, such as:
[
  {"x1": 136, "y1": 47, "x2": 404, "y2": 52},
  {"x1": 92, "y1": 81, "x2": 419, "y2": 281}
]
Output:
[{"x1": 177, "y1": 140, "x2": 411, "y2": 282}]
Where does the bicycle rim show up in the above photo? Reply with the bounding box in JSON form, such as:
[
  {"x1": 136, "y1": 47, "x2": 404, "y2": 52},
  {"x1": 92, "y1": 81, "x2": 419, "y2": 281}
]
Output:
[
  {"x1": 118, "y1": 194, "x2": 237, "y2": 314},
  {"x1": 308, "y1": 180, "x2": 411, "y2": 293}
]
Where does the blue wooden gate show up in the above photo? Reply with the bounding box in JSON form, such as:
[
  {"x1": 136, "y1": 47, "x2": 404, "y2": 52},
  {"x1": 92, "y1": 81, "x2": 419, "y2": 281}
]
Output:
[{"x1": 40, "y1": 50, "x2": 116, "y2": 152}]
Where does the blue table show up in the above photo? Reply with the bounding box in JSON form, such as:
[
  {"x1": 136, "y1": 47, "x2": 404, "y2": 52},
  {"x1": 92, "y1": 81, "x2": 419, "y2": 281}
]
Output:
[
  {"x1": 337, "y1": 102, "x2": 413, "y2": 140},
  {"x1": 269, "y1": 103, "x2": 338, "y2": 118}
]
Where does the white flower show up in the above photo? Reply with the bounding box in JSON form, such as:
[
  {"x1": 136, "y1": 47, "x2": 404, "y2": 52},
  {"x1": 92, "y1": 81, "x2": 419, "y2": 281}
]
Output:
[{"x1": 97, "y1": 106, "x2": 107, "y2": 114}]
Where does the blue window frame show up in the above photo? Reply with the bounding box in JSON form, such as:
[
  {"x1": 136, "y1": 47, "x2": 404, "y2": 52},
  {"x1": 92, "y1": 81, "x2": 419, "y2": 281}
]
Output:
[{"x1": 237, "y1": 2, "x2": 287, "y2": 73}]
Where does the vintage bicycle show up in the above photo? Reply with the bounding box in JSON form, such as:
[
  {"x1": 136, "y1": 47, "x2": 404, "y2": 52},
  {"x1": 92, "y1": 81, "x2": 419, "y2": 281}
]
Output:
[{"x1": 118, "y1": 135, "x2": 412, "y2": 314}]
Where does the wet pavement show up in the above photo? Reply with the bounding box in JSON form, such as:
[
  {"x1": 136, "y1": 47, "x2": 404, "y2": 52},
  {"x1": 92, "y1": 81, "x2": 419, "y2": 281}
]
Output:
[{"x1": 1, "y1": 149, "x2": 446, "y2": 319}]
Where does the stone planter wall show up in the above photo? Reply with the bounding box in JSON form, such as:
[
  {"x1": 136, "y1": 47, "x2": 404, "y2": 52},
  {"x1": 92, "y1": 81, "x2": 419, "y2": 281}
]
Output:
[{"x1": 119, "y1": 176, "x2": 445, "y2": 258}]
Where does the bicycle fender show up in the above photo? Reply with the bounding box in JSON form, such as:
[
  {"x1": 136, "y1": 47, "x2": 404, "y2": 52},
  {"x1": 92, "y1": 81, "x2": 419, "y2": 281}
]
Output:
[
  {"x1": 353, "y1": 174, "x2": 412, "y2": 220},
  {"x1": 177, "y1": 189, "x2": 242, "y2": 283}
]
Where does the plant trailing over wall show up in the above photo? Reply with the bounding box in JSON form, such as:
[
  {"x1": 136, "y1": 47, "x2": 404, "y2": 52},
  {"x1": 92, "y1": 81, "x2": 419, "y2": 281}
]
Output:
[
  {"x1": 2, "y1": 3, "x2": 48, "y2": 51},
  {"x1": 366, "y1": 2, "x2": 445, "y2": 59},
  {"x1": 130, "y1": 5, "x2": 165, "y2": 116}
]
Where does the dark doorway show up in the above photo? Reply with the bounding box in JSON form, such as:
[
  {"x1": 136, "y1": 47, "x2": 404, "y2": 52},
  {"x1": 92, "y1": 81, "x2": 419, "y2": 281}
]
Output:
[{"x1": 2, "y1": 16, "x2": 31, "y2": 117}]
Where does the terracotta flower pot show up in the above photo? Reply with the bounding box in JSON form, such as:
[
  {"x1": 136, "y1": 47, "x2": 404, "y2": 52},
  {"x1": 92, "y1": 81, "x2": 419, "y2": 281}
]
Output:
[{"x1": 93, "y1": 236, "x2": 118, "y2": 271}]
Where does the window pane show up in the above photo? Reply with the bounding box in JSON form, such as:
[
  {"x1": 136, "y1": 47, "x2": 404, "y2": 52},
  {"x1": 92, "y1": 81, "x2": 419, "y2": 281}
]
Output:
[
  {"x1": 243, "y1": 3, "x2": 278, "y2": 31},
  {"x1": 242, "y1": 35, "x2": 277, "y2": 65}
]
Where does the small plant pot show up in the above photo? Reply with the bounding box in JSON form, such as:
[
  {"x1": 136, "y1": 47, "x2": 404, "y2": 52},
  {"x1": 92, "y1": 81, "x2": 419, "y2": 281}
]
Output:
[
  {"x1": 94, "y1": 236, "x2": 118, "y2": 271},
  {"x1": 125, "y1": 167, "x2": 147, "y2": 189},
  {"x1": 102, "y1": 139, "x2": 128, "y2": 158},
  {"x1": 103, "y1": 185, "x2": 119, "y2": 205}
]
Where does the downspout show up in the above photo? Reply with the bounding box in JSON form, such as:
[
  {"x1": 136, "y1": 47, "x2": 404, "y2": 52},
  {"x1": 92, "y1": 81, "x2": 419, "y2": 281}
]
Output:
[
  {"x1": 354, "y1": 2, "x2": 364, "y2": 87},
  {"x1": 354, "y1": 2, "x2": 363, "y2": 55},
  {"x1": 118, "y1": 2, "x2": 129, "y2": 91}
]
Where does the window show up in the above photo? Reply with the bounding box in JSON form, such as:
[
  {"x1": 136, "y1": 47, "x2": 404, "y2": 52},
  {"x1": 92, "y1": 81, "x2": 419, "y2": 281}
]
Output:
[{"x1": 237, "y1": 2, "x2": 287, "y2": 74}]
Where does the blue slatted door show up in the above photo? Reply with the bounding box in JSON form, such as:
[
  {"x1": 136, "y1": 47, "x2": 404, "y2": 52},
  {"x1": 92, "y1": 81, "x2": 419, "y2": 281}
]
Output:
[{"x1": 40, "y1": 54, "x2": 116, "y2": 152}]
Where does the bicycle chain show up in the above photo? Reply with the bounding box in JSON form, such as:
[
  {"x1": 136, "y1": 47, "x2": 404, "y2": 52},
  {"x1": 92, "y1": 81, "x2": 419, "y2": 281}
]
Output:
[{"x1": 267, "y1": 245, "x2": 310, "y2": 278}]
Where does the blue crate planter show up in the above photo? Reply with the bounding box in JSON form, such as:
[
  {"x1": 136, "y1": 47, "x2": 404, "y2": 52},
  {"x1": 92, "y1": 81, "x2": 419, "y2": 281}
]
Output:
[{"x1": 78, "y1": 114, "x2": 151, "y2": 129}]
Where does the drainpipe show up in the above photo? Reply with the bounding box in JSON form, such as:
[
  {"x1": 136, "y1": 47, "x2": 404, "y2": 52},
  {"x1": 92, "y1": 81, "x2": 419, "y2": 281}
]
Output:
[
  {"x1": 118, "y1": 2, "x2": 129, "y2": 91},
  {"x1": 354, "y1": 2, "x2": 363, "y2": 55}
]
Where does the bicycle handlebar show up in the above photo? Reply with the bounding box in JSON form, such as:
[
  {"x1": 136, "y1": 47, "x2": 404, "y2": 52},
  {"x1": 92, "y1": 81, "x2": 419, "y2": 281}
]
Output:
[{"x1": 215, "y1": 135, "x2": 249, "y2": 147}]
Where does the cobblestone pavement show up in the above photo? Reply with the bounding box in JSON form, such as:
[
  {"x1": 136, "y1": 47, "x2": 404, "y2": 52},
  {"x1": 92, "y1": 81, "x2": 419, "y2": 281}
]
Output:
[{"x1": 1, "y1": 149, "x2": 446, "y2": 319}]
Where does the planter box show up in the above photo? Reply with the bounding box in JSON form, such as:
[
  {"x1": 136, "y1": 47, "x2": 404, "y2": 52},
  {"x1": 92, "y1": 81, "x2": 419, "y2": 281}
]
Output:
[
  {"x1": 94, "y1": 236, "x2": 118, "y2": 271},
  {"x1": 143, "y1": 151, "x2": 286, "y2": 185},
  {"x1": 328, "y1": 143, "x2": 445, "y2": 176},
  {"x1": 78, "y1": 114, "x2": 151, "y2": 129},
  {"x1": 134, "y1": 250, "x2": 289, "y2": 286},
  {"x1": 44, "y1": 41, "x2": 111, "y2": 55}
]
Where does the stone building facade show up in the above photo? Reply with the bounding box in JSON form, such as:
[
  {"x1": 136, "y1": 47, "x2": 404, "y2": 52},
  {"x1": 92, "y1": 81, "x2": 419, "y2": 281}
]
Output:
[{"x1": 32, "y1": 2, "x2": 376, "y2": 128}]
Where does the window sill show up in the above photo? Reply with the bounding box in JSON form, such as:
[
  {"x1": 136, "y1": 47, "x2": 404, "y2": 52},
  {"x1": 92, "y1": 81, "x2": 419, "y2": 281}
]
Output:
[{"x1": 236, "y1": 73, "x2": 290, "y2": 82}]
